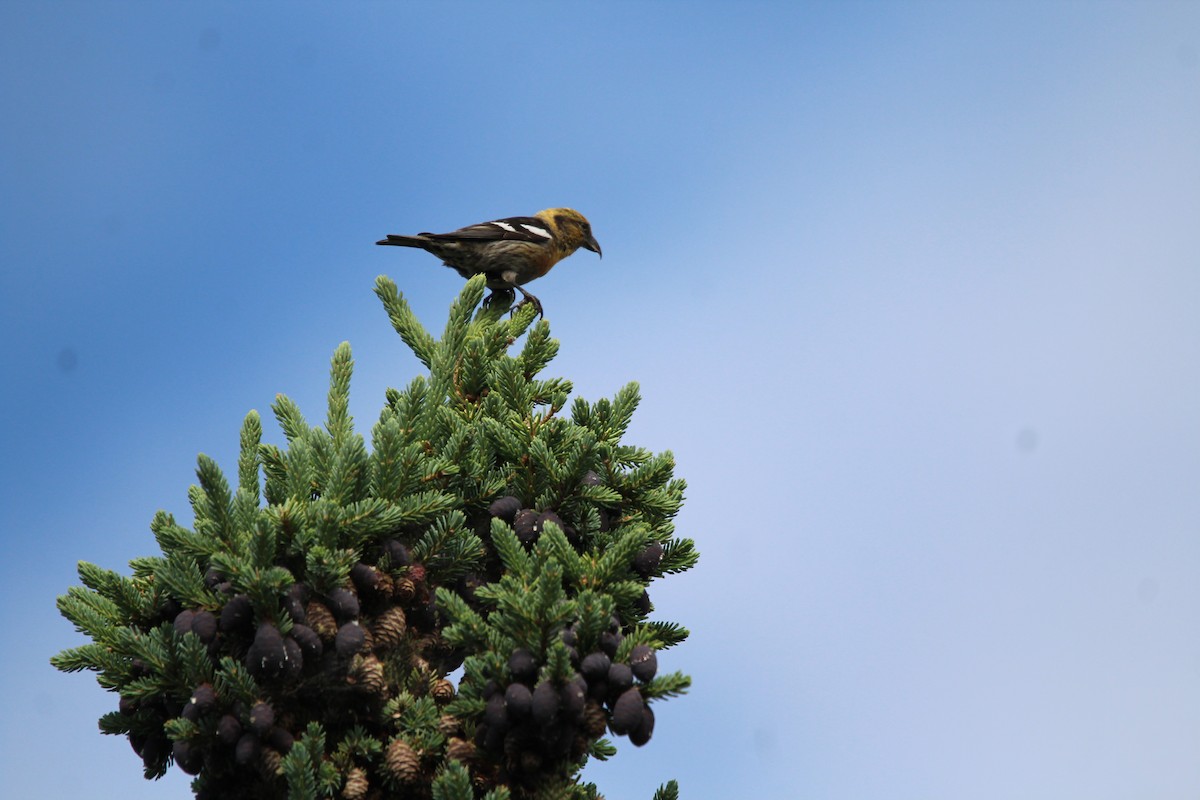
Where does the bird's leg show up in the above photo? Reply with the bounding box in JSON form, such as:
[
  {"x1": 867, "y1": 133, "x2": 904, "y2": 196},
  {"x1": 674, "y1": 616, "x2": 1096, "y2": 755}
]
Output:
[
  {"x1": 511, "y1": 286, "x2": 544, "y2": 319},
  {"x1": 481, "y1": 287, "x2": 516, "y2": 312}
]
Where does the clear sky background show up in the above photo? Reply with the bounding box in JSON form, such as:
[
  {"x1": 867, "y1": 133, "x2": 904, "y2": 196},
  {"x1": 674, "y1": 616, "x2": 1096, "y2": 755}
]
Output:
[{"x1": 3, "y1": 2, "x2": 1199, "y2": 798}]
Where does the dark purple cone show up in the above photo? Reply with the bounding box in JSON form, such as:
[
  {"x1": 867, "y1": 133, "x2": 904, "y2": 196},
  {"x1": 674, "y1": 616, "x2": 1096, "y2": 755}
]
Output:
[
  {"x1": 219, "y1": 594, "x2": 253, "y2": 634},
  {"x1": 283, "y1": 584, "x2": 307, "y2": 624},
  {"x1": 217, "y1": 714, "x2": 242, "y2": 746},
  {"x1": 188, "y1": 683, "x2": 217, "y2": 715},
  {"x1": 629, "y1": 705, "x2": 655, "y2": 746},
  {"x1": 383, "y1": 538, "x2": 411, "y2": 567},
  {"x1": 634, "y1": 590, "x2": 652, "y2": 616},
  {"x1": 488, "y1": 496, "x2": 522, "y2": 524},
  {"x1": 513, "y1": 509, "x2": 539, "y2": 544},
  {"x1": 536, "y1": 510, "x2": 564, "y2": 538},
  {"x1": 245, "y1": 623, "x2": 287, "y2": 679},
  {"x1": 508, "y1": 648, "x2": 537, "y2": 684},
  {"x1": 484, "y1": 694, "x2": 509, "y2": 731},
  {"x1": 283, "y1": 636, "x2": 304, "y2": 679},
  {"x1": 504, "y1": 682, "x2": 533, "y2": 720},
  {"x1": 607, "y1": 662, "x2": 633, "y2": 693},
  {"x1": 235, "y1": 733, "x2": 260, "y2": 765},
  {"x1": 173, "y1": 739, "x2": 204, "y2": 775},
  {"x1": 609, "y1": 687, "x2": 644, "y2": 735},
  {"x1": 599, "y1": 630, "x2": 622, "y2": 658},
  {"x1": 630, "y1": 644, "x2": 658, "y2": 682},
  {"x1": 561, "y1": 676, "x2": 587, "y2": 722},
  {"x1": 249, "y1": 701, "x2": 275, "y2": 735},
  {"x1": 580, "y1": 651, "x2": 611, "y2": 683},
  {"x1": 291, "y1": 624, "x2": 322, "y2": 661},
  {"x1": 191, "y1": 610, "x2": 218, "y2": 643},
  {"x1": 327, "y1": 588, "x2": 360, "y2": 621},
  {"x1": 140, "y1": 732, "x2": 169, "y2": 770},
  {"x1": 173, "y1": 609, "x2": 195, "y2": 636},
  {"x1": 349, "y1": 562, "x2": 380, "y2": 594},
  {"x1": 532, "y1": 679, "x2": 560, "y2": 725},
  {"x1": 633, "y1": 542, "x2": 664, "y2": 579},
  {"x1": 335, "y1": 622, "x2": 366, "y2": 656}
]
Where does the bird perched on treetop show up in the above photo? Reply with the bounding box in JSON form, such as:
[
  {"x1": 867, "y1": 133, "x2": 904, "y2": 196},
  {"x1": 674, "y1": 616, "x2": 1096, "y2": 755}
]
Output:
[{"x1": 376, "y1": 208, "x2": 601, "y2": 317}]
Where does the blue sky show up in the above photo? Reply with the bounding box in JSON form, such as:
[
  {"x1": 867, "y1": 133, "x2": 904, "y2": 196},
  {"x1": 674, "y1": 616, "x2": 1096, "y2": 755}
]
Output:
[{"x1": 3, "y1": 2, "x2": 1200, "y2": 798}]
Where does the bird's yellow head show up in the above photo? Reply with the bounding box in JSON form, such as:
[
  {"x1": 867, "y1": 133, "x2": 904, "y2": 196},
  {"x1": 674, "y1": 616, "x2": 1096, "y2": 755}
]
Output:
[{"x1": 537, "y1": 208, "x2": 602, "y2": 258}]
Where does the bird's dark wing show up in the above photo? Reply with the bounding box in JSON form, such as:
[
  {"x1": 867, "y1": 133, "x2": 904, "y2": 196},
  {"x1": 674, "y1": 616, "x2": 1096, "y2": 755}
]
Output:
[{"x1": 421, "y1": 216, "x2": 554, "y2": 244}]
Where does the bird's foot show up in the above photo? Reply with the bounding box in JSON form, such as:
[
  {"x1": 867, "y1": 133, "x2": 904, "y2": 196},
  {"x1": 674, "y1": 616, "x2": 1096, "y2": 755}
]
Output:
[
  {"x1": 482, "y1": 288, "x2": 517, "y2": 313},
  {"x1": 512, "y1": 289, "x2": 544, "y2": 319}
]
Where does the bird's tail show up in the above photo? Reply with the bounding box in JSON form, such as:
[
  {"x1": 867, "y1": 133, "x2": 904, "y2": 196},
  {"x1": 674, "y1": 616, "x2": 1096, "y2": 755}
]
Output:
[{"x1": 375, "y1": 234, "x2": 429, "y2": 248}]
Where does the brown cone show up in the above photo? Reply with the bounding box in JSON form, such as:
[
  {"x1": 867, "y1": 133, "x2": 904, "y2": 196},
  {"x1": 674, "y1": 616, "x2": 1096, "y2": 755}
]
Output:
[
  {"x1": 446, "y1": 737, "x2": 476, "y2": 764},
  {"x1": 392, "y1": 577, "x2": 416, "y2": 604},
  {"x1": 583, "y1": 701, "x2": 608, "y2": 737},
  {"x1": 342, "y1": 766, "x2": 368, "y2": 800},
  {"x1": 259, "y1": 746, "x2": 283, "y2": 778},
  {"x1": 431, "y1": 678, "x2": 455, "y2": 704},
  {"x1": 384, "y1": 738, "x2": 421, "y2": 783},
  {"x1": 372, "y1": 607, "x2": 407, "y2": 650},
  {"x1": 349, "y1": 654, "x2": 387, "y2": 697},
  {"x1": 305, "y1": 601, "x2": 338, "y2": 641}
]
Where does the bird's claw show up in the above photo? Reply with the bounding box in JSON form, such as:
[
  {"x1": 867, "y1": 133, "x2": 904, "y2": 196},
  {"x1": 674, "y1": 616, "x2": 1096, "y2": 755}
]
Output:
[
  {"x1": 482, "y1": 288, "x2": 542, "y2": 319},
  {"x1": 482, "y1": 289, "x2": 516, "y2": 312},
  {"x1": 513, "y1": 293, "x2": 544, "y2": 319}
]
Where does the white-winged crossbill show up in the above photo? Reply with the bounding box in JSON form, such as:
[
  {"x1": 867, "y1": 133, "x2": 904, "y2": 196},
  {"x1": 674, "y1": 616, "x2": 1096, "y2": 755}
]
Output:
[{"x1": 375, "y1": 208, "x2": 601, "y2": 316}]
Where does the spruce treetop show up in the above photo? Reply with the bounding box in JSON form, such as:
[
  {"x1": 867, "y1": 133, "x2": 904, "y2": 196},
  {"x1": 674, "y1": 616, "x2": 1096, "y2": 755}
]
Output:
[{"x1": 53, "y1": 275, "x2": 697, "y2": 800}]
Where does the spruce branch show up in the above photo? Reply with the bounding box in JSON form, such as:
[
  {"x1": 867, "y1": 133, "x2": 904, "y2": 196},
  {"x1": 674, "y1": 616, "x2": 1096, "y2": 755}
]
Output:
[
  {"x1": 238, "y1": 411, "x2": 263, "y2": 498},
  {"x1": 375, "y1": 274, "x2": 437, "y2": 368},
  {"x1": 653, "y1": 781, "x2": 680, "y2": 800}
]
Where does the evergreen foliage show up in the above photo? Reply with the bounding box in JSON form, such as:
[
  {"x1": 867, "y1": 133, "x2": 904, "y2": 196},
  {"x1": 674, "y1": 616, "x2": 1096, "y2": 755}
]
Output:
[{"x1": 53, "y1": 275, "x2": 697, "y2": 800}]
